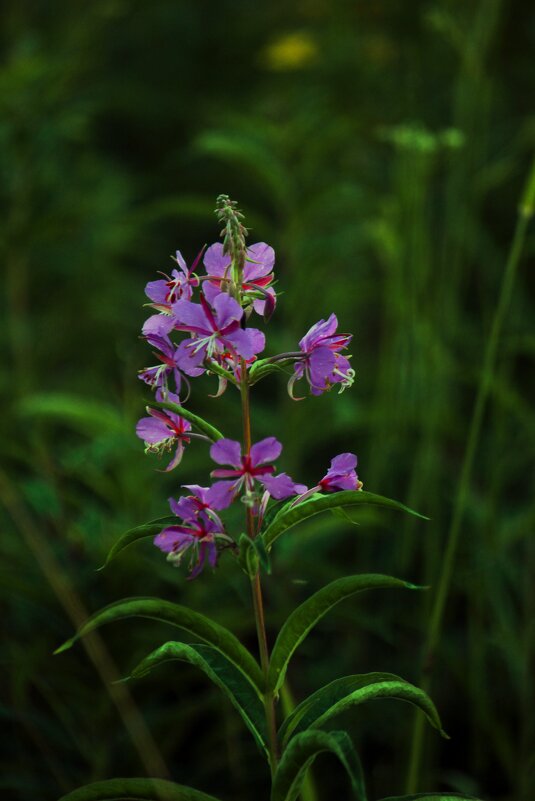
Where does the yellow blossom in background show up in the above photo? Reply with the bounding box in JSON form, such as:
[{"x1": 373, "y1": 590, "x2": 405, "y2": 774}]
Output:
[{"x1": 262, "y1": 31, "x2": 318, "y2": 71}]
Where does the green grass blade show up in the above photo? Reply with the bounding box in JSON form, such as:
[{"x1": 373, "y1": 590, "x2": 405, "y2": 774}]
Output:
[
  {"x1": 54, "y1": 596, "x2": 263, "y2": 693},
  {"x1": 268, "y1": 575, "x2": 423, "y2": 694},
  {"x1": 279, "y1": 673, "x2": 447, "y2": 746},
  {"x1": 128, "y1": 642, "x2": 269, "y2": 759},
  {"x1": 261, "y1": 491, "x2": 428, "y2": 551},
  {"x1": 271, "y1": 729, "x2": 367, "y2": 801},
  {"x1": 98, "y1": 517, "x2": 177, "y2": 568}
]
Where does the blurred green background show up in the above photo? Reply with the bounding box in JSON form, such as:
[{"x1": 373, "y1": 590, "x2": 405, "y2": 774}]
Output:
[{"x1": 1, "y1": 1, "x2": 534, "y2": 799}]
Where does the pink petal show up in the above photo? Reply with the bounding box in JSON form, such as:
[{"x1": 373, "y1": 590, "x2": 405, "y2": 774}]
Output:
[
  {"x1": 203, "y1": 243, "x2": 231, "y2": 278},
  {"x1": 210, "y1": 438, "x2": 242, "y2": 468},
  {"x1": 250, "y1": 436, "x2": 282, "y2": 467}
]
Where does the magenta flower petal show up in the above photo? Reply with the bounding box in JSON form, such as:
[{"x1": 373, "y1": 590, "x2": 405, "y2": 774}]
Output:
[
  {"x1": 259, "y1": 473, "x2": 307, "y2": 500},
  {"x1": 142, "y1": 314, "x2": 175, "y2": 338},
  {"x1": 308, "y1": 346, "x2": 336, "y2": 389},
  {"x1": 210, "y1": 438, "x2": 242, "y2": 468},
  {"x1": 299, "y1": 314, "x2": 339, "y2": 351},
  {"x1": 207, "y1": 480, "x2": 237, "y2": 509},
  {"x1": 201, "y1": 280, "x2": 221, "y2": 306},
  {"x1": 212, "y1": 292, "x2": 243, "y2": 329},
  {"x1": 330, "y1": 453, "x2": 357, "y2": 472},
  {"x1": 250, "y1": 436, "x2": 282, "y2": 467},
  {"x1": 136, "y1": 416, "x2": 171, "y2": 444},
  {"x1": 175, "y1": 340, "x2": 206, "y2": 376},
  {"x1": 203, "y1": 243, "x2": 231, "y2": 277},
  {"x1": 145, "y1": 279, "x2": 170, "y2": 304},
  {"x1": 227, "y1": 328, "x2": 266, "y2": 360},
  {"x1": 172, "y1": 299, "x2": 210, "y2": 333},
  {"x1": 252, "y1": 287, "x2": 277, "y2": 316},
  {"x1": 244, "y1": 242, "x2": 275, "y2": 279},
  {"x1": 154, "y1": 527, "x2": 193, "y2": 554}
]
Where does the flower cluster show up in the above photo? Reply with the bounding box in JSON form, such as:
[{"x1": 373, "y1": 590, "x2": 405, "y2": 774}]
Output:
[{"x1": 136, "y1": 199, "x2": 361, "y2": 576}]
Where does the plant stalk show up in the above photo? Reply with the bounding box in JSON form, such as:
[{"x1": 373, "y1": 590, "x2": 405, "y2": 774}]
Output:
[
  {"x1": 240, "y1": 360, "x2": 279, "y2": 774},
  {"x1": 406, "y1": 159, "x2": 535, "y2": 792}
]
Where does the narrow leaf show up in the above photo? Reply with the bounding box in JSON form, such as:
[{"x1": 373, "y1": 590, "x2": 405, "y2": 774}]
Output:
[
  {"x1": 58, "y1": 777, "x2": 221, "y2": 801},
  {"x1": 99, "y1": 516, "x2": 177, "y2": 569},
  {"x1": 268, "y1": 575, "x2": 423, "y2": 693},
  {"x1": 262, "y1": 490, "x2": 428, "y2": 550},
  {"x1": 54, "y1": 596, "x2": 263, "y2": 692},
  {"x1": 149, "y1": 399, "x2": 224, "y2": 441},
  {"x1": 279, "y1": 673, "x2": 447, "y2": 746},
  {"x1": 128, "y1": 642, "x2": 268, "y2": 758},
  {"x1": 271, "y1": 729, "x2": 367, "y2": 801}
]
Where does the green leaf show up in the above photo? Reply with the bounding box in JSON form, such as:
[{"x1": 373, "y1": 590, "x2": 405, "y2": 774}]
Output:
[
  {"x1": 98, "y1": 516, "x2": 177, "y2": 568},
  {"x1": 279, "y1": 673, "x2": 447, "y2": 746},
  {"x1": 239, "y1": 533, "x2": 271, "y2": 576},
  {"x1": 261, "y1": 490, "x2": 428, "y2": 550},
  {"x1": 379, "y1": 795, "x2": 482, "y2": 801},
  {"x1": 54, "y1": 596, "x2": 263, "y2": 692},
  {"x1": 128, "y1": 641, "x2": 269, "y2": 758},
  {"x1": 149, "y1": 399, "x2": 224, "y2": 441},
  {"x1": 57, "y1": 777, "x2": 222, "y2": 801},
  {"x1": 271, "y1": 730, "x2": 367, "y2": 801},
  {"x1": 268, "y1": 574, "x2": 423, "y2": 693}
]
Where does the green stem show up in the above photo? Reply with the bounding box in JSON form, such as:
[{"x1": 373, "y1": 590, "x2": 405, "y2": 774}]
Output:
[
  {"x1": 406, "y1": 158, "x2": 535, "y2": 793},
  {"x1": 240, "y1": 361, "x2": 279, "y2": 774}
]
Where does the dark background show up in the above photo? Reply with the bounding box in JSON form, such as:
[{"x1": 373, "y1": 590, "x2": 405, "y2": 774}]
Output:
[{"x1": 1, "y1": 1, "x2": 534, "y2": 799}]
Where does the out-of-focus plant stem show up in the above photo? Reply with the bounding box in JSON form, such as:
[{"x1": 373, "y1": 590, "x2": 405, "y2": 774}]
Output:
[
  {"x1": 0, "y1": 468, "x2": 170, "y2": 782},
  {"x1": 240, "y1": 360, "x2": 279, "y2": 775},
  {"x1": 406, "y1": 158, "x2": 535, "y2": 793}
]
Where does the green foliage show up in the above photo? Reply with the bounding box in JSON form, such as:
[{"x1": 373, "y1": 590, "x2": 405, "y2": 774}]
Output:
[
  {"x1": 268, "y1": 575, "x2": 422, "y2": 693},
  {"x1": 54, "y1": 597, "x2": 263, "y2": 691},
  {"x1": 57, "y1": 778, "x2": 222, "y2": 801},
  {"x1": 127, "y1": 642, "x2": 269, "y2": 758},
  {"x1": 271, "y1": 730, "x2": 367, "y2": 801},
  {"x1": 279, "y1": 673, "x2": 446, "y2": 746},
  {"x1": 1, "y1": 1, "x2": 532, "y2": 799},
  {"x1": 99, "y1": 518, "x2": 178, "y2": 568},
  {"x1": 261, "y1": 491, "x2": 428, "y2": 551}
]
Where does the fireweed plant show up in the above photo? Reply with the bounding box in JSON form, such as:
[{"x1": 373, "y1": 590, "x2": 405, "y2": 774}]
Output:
[{"x1": 57, "y1": 197, "x2": 483, "y2": 801}]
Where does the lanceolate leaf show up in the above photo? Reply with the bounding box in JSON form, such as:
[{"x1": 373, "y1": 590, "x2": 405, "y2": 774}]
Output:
[
  {"x1": 149, "y1": 399, "x2": 224, "y2": 441},
  {"x1": 54, "y1": 597, "x2": 263, "y2": 693},
  {"x1": 379, "y1": 795, "x2": 482, "y2": 801},
  {"x1": 261, "y1": 490, "x2": 428, "y2": 550},
  {"x1": 99, "y1": 516, "x2": 177, "y2": 568},
  {"x1": 268, "y1": 575, "x2": 423, "y2": 694},
  {"x1": 127, "y1": 641, "x2": 269, "y2": 758},
  {"x1": 58, "y1": 777, "x2": 222, "y2": 801},
  {"x1": 271, "y1": 729, "x2": 367, "y2": 801},
  {"x1": 279, "y1": 673, "x2": 447, "y2": 746}
]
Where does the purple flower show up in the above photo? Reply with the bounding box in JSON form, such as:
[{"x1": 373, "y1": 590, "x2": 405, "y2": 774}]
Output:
[
  {"x1": 169, "y1": 484, "x2": 227, "y2": 528},
  {"x1": 138, "y1": 328, "x2": 184, "y2": 394},
  {"x1": 155, "y1": 494, "x2": 231, "y2": 578},
  {"x1": 319, "y1": 453, "x2": 361, "y2": 492},
  {"x1": 291, "y1": 313, "x2": 355, "y2": 397},
  {"x1": 172, "y1": 292, "x2": 265, "y2": 375},
  {"x1": 209, "y1": 437, "x2": 282, "y2": 508},
  {"x1": 203, "y1": 242, "x2": 276, "y2": 317},
  {"x1": 145, "y1": 249, "x2": 201, "y2": 310},
  {"x1": 293, "y1": 453, "x2": 362, "y2": 505},
  {"x1": 259, "y1": 472, "x2": 307, "y2": 500},
  {"x1": 136, "y1": 392, "x2": 192, "y2": 471}
]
